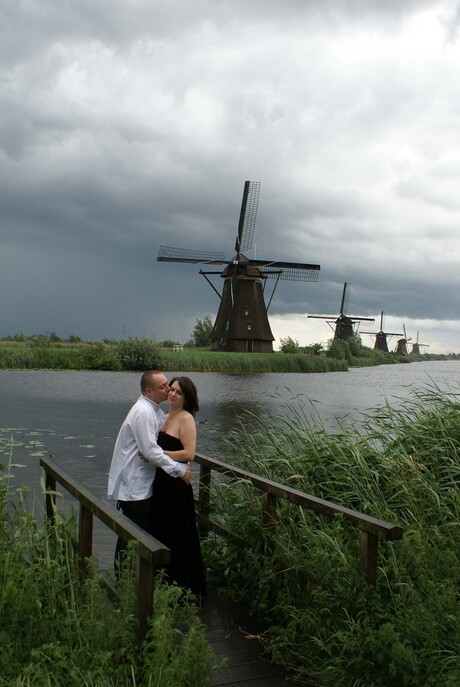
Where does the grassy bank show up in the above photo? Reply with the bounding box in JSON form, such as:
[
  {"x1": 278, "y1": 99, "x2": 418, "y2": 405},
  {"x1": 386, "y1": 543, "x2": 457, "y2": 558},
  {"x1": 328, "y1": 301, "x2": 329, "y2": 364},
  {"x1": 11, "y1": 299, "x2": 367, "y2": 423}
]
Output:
[
  {"x1": 0, "y1": 338, "x2": 454, "y2": 373},
  {"x1": 204, "y1": 384, "x2": 460, "y2": 686},
  {"x1": 0, "y1": 459, "x2": 214, "y2": 686}
]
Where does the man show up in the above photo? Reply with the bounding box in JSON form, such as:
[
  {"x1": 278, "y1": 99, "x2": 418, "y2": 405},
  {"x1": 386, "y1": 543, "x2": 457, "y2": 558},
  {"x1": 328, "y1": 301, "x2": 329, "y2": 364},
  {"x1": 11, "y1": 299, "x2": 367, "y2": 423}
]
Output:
[{"x1": 107, "y1": 369, "x2": 191, "y2": 568}]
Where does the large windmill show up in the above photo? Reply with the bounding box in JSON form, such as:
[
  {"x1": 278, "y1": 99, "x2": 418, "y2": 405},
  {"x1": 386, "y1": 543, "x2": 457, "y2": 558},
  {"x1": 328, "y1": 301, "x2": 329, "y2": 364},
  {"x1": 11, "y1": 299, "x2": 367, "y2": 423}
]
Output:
[
  {"x1": 394, "y1": 325, "x2": 412, "y2": 355},
  {"x1": 308, "y1": 282, "x2": 374, "y2": 340},
  {"x1": 410, "y1": 332, "x2": 429, "y2": 355},
  {"x1": 157, "y1": 181, "x2": 320, "y2": 353},
  {"x1": 366, "y1": 312, "x2": 403, "y2": 352}
]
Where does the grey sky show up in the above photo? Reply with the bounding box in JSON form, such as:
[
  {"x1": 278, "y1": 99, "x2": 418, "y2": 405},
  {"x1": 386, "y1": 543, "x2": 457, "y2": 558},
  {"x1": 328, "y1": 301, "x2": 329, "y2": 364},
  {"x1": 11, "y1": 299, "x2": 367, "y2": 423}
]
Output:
[{"x1": 1, "y1": 0, "x2": 460, "y2": 352}]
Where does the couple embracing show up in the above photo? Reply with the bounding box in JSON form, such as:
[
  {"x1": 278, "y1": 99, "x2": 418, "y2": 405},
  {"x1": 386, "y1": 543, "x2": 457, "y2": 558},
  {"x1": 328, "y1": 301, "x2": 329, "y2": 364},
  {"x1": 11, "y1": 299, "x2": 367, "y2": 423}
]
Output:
[{"x1": 107, "y1": 370, "x2": 206, "y2": 597}]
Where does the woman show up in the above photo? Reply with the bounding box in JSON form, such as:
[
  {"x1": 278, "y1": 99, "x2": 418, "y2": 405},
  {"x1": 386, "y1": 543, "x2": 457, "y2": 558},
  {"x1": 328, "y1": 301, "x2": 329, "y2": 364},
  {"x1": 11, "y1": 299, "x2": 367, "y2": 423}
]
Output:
[{"x1": 149, "y1": 376, "x2": 206, "y2": 597}]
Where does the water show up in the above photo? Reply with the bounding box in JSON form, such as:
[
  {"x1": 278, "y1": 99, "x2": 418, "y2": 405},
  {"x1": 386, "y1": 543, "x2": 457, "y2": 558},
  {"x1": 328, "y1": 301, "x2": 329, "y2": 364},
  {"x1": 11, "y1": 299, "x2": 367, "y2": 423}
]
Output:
[{"x1": 1, "y1": 361, "x2": 460, "y2": 502}]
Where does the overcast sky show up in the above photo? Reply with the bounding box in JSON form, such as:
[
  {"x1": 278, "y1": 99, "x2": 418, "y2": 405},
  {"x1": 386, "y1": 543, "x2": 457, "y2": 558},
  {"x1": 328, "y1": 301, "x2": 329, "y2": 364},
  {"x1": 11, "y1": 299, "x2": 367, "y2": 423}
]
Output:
[{"x1": 1, "y1": 0, "x2": 460, "y2": 353}]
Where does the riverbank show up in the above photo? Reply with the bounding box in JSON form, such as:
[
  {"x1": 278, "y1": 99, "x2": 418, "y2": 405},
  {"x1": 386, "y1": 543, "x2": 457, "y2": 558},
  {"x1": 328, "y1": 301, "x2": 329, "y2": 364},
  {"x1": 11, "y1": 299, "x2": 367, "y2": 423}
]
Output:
[{"x1": 0, "y1": 338, "x2": 455, "y2": 373}]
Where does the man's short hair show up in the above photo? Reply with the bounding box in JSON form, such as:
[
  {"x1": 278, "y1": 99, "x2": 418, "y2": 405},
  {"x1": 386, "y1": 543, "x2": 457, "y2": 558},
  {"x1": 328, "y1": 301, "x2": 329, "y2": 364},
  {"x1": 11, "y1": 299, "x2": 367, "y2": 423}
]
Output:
[{"x1": 140, "y1": 370, "x2": 164, "y2": 392}]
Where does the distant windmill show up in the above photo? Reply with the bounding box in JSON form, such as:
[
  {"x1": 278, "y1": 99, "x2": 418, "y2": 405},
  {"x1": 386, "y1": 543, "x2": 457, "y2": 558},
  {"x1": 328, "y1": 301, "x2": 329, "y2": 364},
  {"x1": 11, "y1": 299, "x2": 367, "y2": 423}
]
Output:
[
  {"x1": 157, "y1": 181, "x2": 320, "y2": 353},
  {"x1": 394, "y1": 325, "x2": 412, "y2": 355},
  {"x1": 308, "y1": 282, "x2": 374, "y2": 340},
  {"x1": 367, "y1": 312, "x2": 403, "y2": 352},
  {"x1": 410, "y1": 332, "x2": 429, "y2": 355}
]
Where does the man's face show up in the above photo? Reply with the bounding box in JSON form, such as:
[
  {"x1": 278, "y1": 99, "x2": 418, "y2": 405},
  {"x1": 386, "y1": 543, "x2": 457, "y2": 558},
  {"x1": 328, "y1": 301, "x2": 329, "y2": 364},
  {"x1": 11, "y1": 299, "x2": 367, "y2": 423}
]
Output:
[{"x1": 146, "y1": 374, "x2": 169, "y2": 404}]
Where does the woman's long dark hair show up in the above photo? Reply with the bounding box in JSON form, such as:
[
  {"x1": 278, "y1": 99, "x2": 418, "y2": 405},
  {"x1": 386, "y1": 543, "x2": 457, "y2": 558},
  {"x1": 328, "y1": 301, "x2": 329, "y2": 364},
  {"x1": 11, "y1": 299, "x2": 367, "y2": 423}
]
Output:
[{"x1": 169, "y1": 376, "x2": 199, "y2": 417}]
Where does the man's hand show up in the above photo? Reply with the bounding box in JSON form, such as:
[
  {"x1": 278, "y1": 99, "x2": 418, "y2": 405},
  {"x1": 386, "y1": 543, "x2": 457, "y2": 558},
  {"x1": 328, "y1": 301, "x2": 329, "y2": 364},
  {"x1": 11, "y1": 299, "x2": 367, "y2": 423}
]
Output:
[{"x1": 181, "y1": 464, "x2": 191, "y2": 484}]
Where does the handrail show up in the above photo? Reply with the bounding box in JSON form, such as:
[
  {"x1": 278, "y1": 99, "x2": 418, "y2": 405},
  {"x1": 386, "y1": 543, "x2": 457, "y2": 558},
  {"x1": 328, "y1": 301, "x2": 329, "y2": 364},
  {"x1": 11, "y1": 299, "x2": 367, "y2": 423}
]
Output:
[
  {"x1": 40, "y1": 455, "x2": 170, "y2": 641},
  {"x1": 193, "y1": 451, "x2": 403, "y2": 585},
  {"x1": 39, "y1": 446, "x2": 403, "y2": 644}
]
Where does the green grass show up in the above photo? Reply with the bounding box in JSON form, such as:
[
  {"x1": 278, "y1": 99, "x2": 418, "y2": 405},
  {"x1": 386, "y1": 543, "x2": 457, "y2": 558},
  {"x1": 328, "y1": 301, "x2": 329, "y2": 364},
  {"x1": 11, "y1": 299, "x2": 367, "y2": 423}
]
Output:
[
  {"x1": 0, "y1": 455, "x2": 214, "y2": 686},
  {"x1": 0, "y1": 339, "x2": 454, "y2": 373},
  {"x1": 203, "y1": 383, "x2": 460, "y2": 687}
]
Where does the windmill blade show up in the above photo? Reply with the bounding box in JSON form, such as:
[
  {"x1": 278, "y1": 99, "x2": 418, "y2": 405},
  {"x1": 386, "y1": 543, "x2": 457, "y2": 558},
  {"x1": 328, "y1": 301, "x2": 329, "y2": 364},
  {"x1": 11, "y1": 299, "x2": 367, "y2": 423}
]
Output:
[
  {"x1": 235, "y1": 180, "x2": 261, "y2": 254},
  {"x1": 248, "y1": 259, "x2": 320, "y2": 282},
  {"x1": 340, "y1": 283, "x2": 348, "y2": 315},
  {"x1": 158, "y1": 245, "x2": 227, "y2": 265}
]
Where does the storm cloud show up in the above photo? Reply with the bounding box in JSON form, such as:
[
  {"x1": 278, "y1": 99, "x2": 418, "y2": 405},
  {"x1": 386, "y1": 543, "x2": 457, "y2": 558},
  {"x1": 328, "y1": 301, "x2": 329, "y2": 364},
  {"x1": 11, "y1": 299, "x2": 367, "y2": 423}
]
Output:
[{"x1": 1, "y1": 0, "x2": 460, "y2": 352}]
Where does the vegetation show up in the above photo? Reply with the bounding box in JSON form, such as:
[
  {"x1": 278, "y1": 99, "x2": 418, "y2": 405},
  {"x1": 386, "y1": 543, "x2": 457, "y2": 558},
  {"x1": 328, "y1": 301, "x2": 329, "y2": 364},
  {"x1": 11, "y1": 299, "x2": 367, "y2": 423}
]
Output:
[
  {"x1": 204, "y1": 384, "x2": 460, "y2": 686},
  {"x1": 0, "y1": 456, "x2": 213, "y2": 686},
  {"x1": 0, "y1": 331, "x2": 457, "y2": 372},
  {"x1": 187, "y1": 316, "x2": 214, "y2": 348}
]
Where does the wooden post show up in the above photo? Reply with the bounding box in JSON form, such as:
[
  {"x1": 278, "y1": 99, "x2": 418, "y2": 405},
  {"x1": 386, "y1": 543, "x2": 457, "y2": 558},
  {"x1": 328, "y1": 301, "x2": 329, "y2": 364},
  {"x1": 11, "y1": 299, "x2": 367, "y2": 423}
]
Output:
[
  {"x1": 79, "y1": 503, "x2": 93, "y2": 576},
  {"x1": 135, "y1": 554, "x2": 155, "y2": 642},
  {"x1": 262, "y1": 491, "x2": 277, "y2": 526},
  {"x1": 198, "y1": 464, "x2": 211, "y2": 537},
  {"x1": 360, "y1": 531, "x2": 379, "y2": 586},
  {"x1": 262, "y1": 492, "x2": 277, "y2": 556},
  {"x1": 45, "y1": 472, "x2": 57, "y2": 525}
]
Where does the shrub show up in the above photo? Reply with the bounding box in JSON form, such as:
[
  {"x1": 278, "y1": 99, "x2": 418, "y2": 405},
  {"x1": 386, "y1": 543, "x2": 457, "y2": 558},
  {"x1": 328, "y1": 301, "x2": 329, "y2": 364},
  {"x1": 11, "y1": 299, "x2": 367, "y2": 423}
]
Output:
[
  {"x1": 279, "y1": 336, "x2": 300, "y2": 354},
  {"x1": 114, "y1": 337, "x2": 161, "y2": 371},
  {"x1": 80, "y1": 341, "x2": 122, "y2": 370}
]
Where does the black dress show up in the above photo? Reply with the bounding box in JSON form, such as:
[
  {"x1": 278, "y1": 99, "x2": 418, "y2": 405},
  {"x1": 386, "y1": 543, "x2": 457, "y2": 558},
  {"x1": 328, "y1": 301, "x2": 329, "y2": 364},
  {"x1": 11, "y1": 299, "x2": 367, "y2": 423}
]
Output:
[{"x1": 150, "y1": 431, "x2": 206, "y2": 596}]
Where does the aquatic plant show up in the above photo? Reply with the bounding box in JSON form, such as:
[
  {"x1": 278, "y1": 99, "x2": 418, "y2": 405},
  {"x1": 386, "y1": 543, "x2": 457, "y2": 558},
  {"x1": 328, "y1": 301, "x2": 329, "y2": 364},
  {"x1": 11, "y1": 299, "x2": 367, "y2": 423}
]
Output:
[{"x1": 204, "y1": 383, "x2": 460, "y2": 687}]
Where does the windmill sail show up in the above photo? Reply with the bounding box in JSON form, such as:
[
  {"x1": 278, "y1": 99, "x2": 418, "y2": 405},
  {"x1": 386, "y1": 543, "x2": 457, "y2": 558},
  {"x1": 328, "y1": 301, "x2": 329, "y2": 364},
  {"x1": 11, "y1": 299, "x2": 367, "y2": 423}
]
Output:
[{"x1": 235, "y1": 180, "x2": 260, "y2": 254}]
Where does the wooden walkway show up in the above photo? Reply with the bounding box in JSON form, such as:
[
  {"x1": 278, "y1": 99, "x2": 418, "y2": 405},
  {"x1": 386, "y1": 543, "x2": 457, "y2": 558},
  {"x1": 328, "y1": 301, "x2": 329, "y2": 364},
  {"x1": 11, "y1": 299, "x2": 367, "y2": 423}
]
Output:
[
  {"x1": 91, "y1": 510, "x2": 292, "y2": 686},
  {"x1": 199, "y1": 578, "x2": 291, "y2": 687}
]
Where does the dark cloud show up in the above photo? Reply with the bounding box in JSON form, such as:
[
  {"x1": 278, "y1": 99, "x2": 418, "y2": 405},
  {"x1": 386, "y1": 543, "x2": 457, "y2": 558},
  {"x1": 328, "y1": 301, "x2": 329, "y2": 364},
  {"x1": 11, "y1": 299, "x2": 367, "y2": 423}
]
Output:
[{"x1": 0, "y1": 0, "x2": 459, "y2": 352}]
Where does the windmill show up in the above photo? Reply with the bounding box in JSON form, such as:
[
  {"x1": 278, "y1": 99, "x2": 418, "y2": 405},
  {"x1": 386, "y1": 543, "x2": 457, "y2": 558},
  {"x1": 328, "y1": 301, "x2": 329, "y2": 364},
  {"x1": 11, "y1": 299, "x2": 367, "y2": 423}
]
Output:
[
  {"x1": 410, "y1": 332, "x2": 429, "y2": 355},
  {"x1": 157, "y1": 181, "x2": 320, "y2": 353},
  {"x1": 307, "y1": 282, "x2": 374, "y2": 340},
  {"x1": 366, "y1": 312, "x2": 403, "y2": 352},
  {"x1": 394, "y1": 325, "x2": 412, "y2": 355}
]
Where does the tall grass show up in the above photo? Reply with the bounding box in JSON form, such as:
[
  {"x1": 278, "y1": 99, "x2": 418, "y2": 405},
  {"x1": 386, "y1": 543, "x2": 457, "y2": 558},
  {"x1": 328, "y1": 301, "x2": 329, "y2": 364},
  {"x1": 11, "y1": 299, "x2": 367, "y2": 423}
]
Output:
[
  {"x1": 0, "y1": 455, "x2": 214, "y2": 686},
  {"x1": 0, "y1": 340, "x2": 452, "y2": 373},
  {"x1": 160, "y1": 350, "x2": 348, "y2": 373},
  {"x1": 204, "y1": 383, "x2": 460, "y2": 686}
]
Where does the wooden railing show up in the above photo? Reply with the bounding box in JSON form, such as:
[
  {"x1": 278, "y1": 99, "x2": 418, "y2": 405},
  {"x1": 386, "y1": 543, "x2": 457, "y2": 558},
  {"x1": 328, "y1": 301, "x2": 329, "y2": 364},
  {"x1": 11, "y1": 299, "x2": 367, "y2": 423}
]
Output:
[
  {"x1": 194, "y1": 451, "x2": 403, "y2": 586},
  {"x1": 40, "y1": 456, "x2": 171, "y2": 641},
  {"x1": 40, "y1": 450, "x2": 403, "y2": 641}
]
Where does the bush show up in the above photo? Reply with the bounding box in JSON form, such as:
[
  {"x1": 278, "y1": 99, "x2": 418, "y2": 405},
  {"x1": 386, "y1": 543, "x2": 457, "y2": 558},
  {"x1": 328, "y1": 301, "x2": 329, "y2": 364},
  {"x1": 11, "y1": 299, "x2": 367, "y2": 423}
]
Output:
[
  {"x1": 114, "y1": 337, "x2": 161, "y2": 371},
  {"x1": 80, "y1": 341, "x2": 122, "y2": 370},
  {"x1": 279, "y1": 336, "x2": 300, "y2": 354}
]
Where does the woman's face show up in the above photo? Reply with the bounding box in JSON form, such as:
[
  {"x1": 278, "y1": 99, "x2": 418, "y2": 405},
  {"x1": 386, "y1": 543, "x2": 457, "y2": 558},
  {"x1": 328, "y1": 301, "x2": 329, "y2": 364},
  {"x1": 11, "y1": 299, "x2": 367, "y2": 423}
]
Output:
[{"x1": 168, "y1": 380, "x2": 185, "y2": 410}]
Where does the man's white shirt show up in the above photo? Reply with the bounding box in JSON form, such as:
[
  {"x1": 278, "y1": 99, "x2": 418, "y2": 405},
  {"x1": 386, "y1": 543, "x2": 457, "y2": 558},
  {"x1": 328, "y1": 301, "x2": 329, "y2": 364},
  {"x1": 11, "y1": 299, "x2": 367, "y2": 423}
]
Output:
[{"x1": 107, "y1": 394, "x2": 186, "y2": 501}]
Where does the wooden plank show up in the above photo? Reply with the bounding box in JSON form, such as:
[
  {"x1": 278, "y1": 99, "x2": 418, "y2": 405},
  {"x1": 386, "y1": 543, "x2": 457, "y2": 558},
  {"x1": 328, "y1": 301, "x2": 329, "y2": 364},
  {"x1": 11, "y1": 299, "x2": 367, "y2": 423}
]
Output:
[{"x1": 200, "y1": 580, "x2": 291, "y2": 687}]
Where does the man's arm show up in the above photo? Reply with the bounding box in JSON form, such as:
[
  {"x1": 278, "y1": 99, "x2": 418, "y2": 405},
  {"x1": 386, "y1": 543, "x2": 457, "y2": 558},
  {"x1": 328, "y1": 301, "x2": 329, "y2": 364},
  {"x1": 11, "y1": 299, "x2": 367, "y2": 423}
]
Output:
[{"x1": 133, "y1": 413, "x2": 187, "y2": 478}]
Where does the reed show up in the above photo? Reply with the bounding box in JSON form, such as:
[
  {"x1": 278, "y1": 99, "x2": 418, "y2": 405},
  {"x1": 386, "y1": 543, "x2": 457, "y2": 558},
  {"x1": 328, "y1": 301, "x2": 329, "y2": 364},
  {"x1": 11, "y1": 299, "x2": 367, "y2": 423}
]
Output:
[
  {"x1": 160, "y1": 349, "x2": 348, "y2": 373},
  {"x1": 204, "y1": 383, "x2": 460, "y2": 687},
  {"x1": 0, "y1": 454, "x2": 213, "y2": 686}
]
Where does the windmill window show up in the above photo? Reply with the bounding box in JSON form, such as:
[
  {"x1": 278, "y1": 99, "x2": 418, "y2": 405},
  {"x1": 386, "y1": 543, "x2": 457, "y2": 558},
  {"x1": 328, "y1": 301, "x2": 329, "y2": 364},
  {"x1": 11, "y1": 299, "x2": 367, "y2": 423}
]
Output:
[
  {"x1": 247, "y1": 324, "x2": 252, "y2": 331},
  {"x1": 244, "y1": 308, "x2": 249, "y2": 316}
]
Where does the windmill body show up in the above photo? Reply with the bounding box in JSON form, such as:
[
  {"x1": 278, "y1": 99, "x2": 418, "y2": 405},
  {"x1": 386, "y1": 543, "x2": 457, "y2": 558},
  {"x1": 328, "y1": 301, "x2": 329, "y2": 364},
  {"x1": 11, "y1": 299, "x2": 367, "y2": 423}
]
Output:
[
  {"x1": 394, "y1": 325, "x2": 412, "y2": 355},
  {"x1": 308, "y1": 282, "x2": 374, "y2": 341},
  {"x1": 157, "y1": 181, "x2": 320, "y2": 352},
  {"x1": 209, "y1": 258, "x2": 274, "y2": 352}
]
